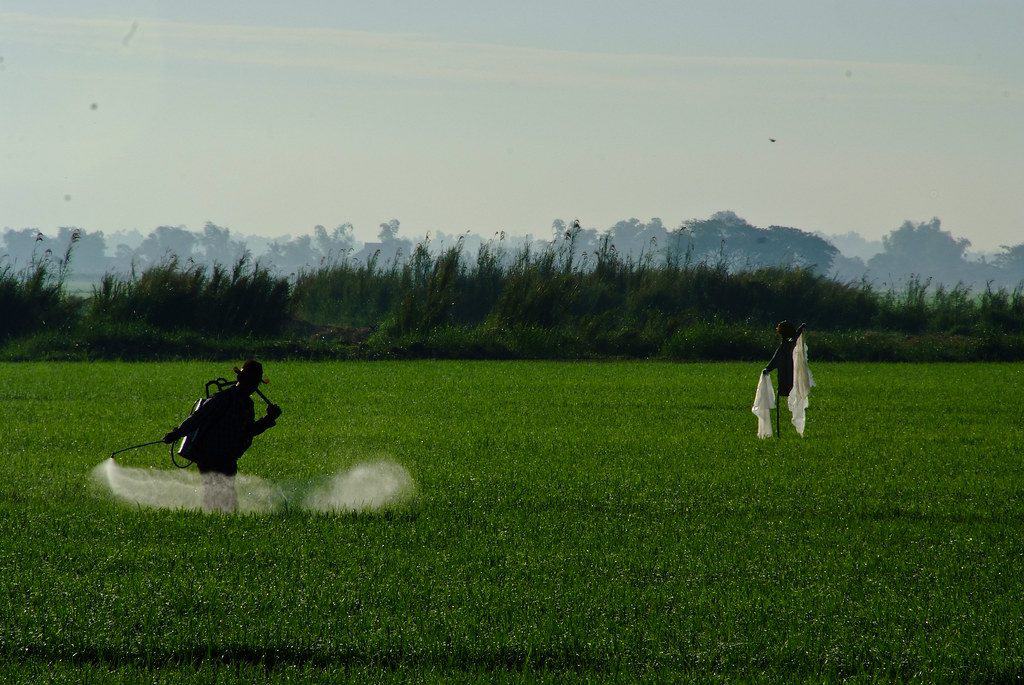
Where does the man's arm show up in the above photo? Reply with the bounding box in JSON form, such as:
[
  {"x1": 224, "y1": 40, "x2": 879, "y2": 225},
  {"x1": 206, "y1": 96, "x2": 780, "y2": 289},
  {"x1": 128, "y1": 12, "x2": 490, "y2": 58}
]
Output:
[
  {"x1": 796, "y1": 322, "x2": 807, "y2": 337},
  {"x1": 251, "y1": 403, "x2": 282, "y2": 437}
]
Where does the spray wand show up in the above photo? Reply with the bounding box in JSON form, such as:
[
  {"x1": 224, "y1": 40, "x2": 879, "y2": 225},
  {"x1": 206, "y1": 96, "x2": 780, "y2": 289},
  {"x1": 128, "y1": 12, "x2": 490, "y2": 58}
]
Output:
[
  {"x1": 109, "y1": 440, "x2": 165, "y2": 459},
  {"x1": 109, "y1": 440, "x2": 176, "y2": 467}
]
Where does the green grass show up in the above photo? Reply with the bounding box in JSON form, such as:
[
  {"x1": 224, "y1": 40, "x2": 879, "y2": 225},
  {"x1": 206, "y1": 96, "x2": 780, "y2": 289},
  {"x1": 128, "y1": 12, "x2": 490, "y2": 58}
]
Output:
[{"x1": 2, "y1": 361, "x2": 1023, "y2": 683}]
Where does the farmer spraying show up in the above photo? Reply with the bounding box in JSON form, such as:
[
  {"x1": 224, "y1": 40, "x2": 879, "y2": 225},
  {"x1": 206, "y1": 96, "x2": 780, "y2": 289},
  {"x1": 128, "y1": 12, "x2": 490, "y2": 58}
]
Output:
[
  {"x1": 162, "y1": 360, "x2": 282, "y2": 512},
  {"x1": 752, "y1": 321, "x2": 813, "y2": 438}
]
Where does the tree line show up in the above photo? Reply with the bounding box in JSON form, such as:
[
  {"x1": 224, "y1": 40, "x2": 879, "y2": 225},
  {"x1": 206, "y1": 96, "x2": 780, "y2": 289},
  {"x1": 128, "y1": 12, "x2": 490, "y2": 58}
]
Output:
[{"x1": 4, "y1": 211, "x2": 1023, "y2": 289}]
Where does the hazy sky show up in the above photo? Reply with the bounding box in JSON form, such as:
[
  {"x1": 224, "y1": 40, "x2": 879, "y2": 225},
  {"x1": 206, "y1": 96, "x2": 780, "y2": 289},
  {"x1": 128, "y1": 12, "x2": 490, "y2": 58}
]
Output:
[{"x1": 1, "y1": 1, "x2": 1021, "y2": 247}]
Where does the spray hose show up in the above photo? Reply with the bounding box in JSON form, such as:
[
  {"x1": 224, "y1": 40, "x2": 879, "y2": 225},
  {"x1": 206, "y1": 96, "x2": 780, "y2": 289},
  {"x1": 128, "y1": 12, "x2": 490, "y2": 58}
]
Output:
[{"x1": 170, "y1": 442, "x2": 192, "y2": 469}]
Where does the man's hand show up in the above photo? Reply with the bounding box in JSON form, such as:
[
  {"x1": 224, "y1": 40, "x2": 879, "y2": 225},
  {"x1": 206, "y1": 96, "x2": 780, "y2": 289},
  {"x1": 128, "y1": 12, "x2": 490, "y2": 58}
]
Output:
[
  {"x1": 267, "y1": 404, "x2": 282, "y2": 420},
  {"x1": 762, "y1": 368, "x2": 770, "y2": 376},
  {"x1": 162, "y1": 431, "x2": 179, "y2": 444}
]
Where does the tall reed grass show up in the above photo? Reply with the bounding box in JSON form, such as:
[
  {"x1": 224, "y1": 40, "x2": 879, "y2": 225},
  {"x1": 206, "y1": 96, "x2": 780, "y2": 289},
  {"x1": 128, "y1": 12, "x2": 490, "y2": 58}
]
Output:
[
  {"x1": 4, "y1": 239, "x2": 1024, "y2": 360},
  {"x1": 291, "y1": 240, "x2": 1024, "y2": 336},
  {"x1": 0, "y1": 242, "x2": 78, "y2": 340},
  {"x1": 85, "y1": 255, "x2": 291, "y2": 336}
]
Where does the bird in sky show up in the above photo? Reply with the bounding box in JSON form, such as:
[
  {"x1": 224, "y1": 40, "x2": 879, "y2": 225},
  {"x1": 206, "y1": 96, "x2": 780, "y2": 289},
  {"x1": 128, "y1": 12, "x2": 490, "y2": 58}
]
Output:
[{"x1": 769, "y1": 138, "x2": 777, "y2": 143}]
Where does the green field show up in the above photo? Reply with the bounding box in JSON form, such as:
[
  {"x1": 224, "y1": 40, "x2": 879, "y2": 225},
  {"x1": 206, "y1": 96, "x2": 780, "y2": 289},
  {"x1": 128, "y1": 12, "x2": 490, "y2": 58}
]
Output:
[{"x1": 2, "y1": 361, "x2": 1023, "y2": 683}]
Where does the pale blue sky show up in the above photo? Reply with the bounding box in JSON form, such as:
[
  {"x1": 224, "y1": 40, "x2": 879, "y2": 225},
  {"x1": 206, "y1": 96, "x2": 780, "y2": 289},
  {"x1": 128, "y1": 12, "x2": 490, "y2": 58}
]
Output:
[{"x1": 1, "y1": 1, "x2": 1021, "y2": 247}]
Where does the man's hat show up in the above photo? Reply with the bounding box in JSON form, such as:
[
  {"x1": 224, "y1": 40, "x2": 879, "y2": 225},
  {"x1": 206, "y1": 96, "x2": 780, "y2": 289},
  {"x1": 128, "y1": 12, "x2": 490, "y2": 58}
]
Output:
[{"x1": 234, "y1": 359, "x2": 269, "y2": 384}]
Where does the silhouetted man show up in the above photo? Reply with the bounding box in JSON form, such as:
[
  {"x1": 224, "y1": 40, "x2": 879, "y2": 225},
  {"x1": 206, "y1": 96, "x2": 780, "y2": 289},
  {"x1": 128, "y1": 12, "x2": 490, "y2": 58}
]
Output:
[{"x1": 163, "y1": 360, "x2": 282, "y2": 512}]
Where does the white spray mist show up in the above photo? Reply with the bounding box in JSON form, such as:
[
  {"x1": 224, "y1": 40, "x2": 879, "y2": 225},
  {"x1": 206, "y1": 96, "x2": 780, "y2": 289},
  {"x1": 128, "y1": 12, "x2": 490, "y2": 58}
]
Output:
[
  {"x1": 91, "y1": 458, "x2": 284, "y2": 514},
  {"x1": 302, "y1": 460, "x2": 416, "y2": 513}
]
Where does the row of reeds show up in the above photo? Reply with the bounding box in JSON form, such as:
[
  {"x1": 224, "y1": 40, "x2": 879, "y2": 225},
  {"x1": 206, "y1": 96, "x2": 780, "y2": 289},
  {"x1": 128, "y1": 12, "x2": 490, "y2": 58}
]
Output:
[
  {"x1": 1, "y1": 253, "x2": 291, "y2": 340},
  {"x1": 3, "y1": 239, "x2": 1024, "y2": 350},
  {"x1": 290, "y1": 238, "x2": 1024, "y2": 336}
]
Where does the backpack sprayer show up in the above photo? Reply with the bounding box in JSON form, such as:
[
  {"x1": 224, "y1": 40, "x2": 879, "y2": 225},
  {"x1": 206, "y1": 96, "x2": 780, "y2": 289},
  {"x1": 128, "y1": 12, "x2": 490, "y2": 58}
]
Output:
[{"x1": 108, "y1": 377, "x2": 274, "y2": 469}]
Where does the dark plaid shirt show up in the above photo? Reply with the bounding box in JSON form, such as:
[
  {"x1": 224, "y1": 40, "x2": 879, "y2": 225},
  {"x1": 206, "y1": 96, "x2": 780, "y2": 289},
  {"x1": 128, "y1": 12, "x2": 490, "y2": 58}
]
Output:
[{"x1": 174, "y1": 385, "x2": 275, "y2": 475}]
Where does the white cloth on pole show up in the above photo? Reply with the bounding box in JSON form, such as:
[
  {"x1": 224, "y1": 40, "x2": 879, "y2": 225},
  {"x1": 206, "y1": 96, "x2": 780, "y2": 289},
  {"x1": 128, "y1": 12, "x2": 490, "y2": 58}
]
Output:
[
  {"x1": 752, "y1": 372, "x2": 776, "y2": 439},
  {"x1": 788, "y1": 332, "x2": 815, "y2": 436}
]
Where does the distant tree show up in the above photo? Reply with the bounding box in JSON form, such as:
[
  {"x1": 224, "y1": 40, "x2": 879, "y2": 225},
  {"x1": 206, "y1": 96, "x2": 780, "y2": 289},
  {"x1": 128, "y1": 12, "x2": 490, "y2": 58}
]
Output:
[
  {"x1": 993, "y1": 243, "x2": 1024, "y2": 286},
  {"x1": 112, "y1": 243, "x2": 138, "y2": 273},
  {"x1": 376, "y1": 219, "x2": 412, "y2": 263},
  {"x1": 867, "y1": 218, "x2": 994, "y2": 286},
  {"x1": 313, "y1": 223, "x2": 356, "y2": 261},
  {"x1": 1, "y1": 228, "x2": 52, "y2": 268},
  {"x1": 879, "y1": 218, "x2": 967, "y2": 263},
  {"x1": 199, "y1": 222, "x2": 246, "y2": 265},
  {"x1": 106, "y1": 229, "x2": 145, "y2": 254},
  {"x1": 552, "y1": 218, "x2": 600, "y2": 268},
  {"x1": 105, "y1": 229, "x2": 145, "y2": 271},
  {"x1": 829, "y1": 253, "x2": 869, "y2": 283},
  {"x1": 431, "y1": 229, "x2": 482, "y2": 255},
  {"x1": 819, "y1": 231, "x2": 884, "y2": 262},
  {"x1": 57, "y1": 226, "x2": 107, "y2": 275},
  {"x1": 264, "y1": 234, "x2": 319, "y2": 274},
  {"x1": 678, "y1": 211, "x2": 837, "y2": 272},
  {"x1": 137, "y1": 225, "x2": 198, "y2": 265},
  {"x1": 762, "y1": 226, "x2": 839, "y2": 271},
  {"x1": 606, "y1": 217, "x2": 668, "y2": 259},
  {"x1": 378, "y1": 219, "x2": 401, "y2": 243}
]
